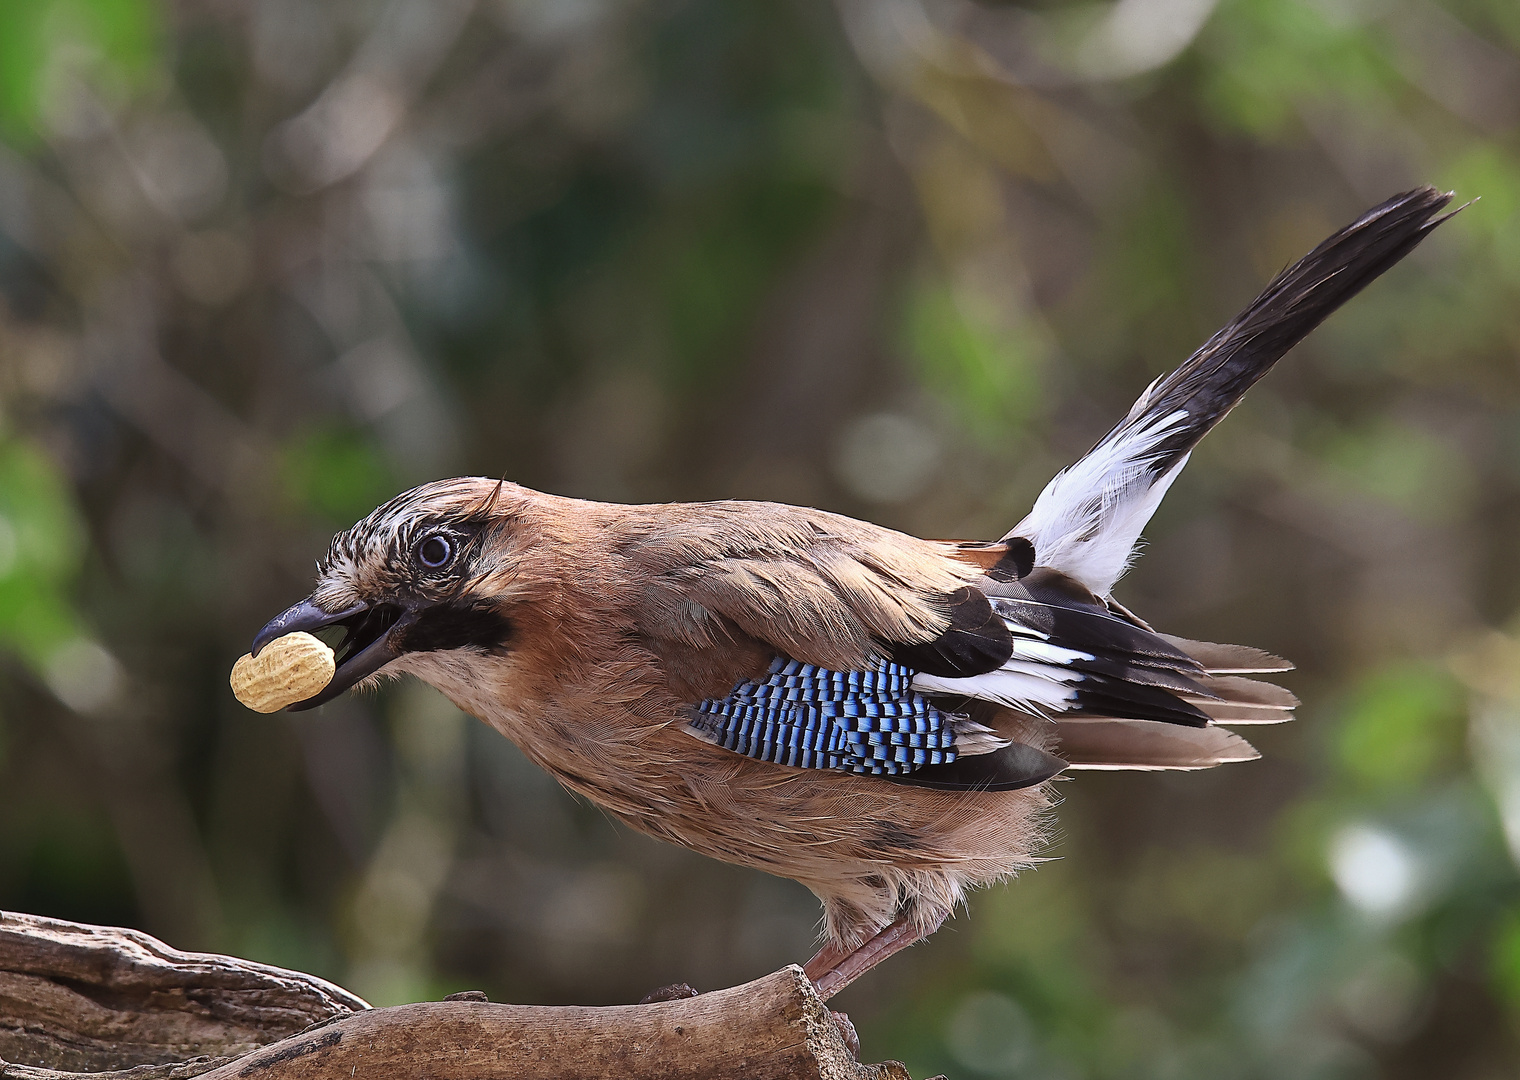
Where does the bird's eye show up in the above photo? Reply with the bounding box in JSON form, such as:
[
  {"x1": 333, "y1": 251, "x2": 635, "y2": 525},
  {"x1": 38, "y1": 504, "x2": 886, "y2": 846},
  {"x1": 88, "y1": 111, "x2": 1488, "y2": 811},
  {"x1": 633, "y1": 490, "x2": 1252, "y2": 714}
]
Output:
[{"x1": 416, "y1": 534, "x2": 453, "y2": 569}]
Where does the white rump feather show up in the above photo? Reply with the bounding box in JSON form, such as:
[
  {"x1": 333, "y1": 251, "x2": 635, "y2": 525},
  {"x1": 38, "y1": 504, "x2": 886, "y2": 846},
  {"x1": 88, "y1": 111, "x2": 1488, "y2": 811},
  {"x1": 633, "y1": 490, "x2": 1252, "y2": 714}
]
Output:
[{"x1": 1008, "y1": 409, "x2": 1190, "y2": 597}]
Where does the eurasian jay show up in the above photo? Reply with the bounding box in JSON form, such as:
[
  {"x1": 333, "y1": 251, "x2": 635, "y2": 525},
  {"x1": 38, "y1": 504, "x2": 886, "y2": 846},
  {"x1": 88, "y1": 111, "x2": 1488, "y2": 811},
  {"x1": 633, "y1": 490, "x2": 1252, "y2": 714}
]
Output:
[{"x1": 250, "y1": 188, "x2": 1454, "y2": 999}]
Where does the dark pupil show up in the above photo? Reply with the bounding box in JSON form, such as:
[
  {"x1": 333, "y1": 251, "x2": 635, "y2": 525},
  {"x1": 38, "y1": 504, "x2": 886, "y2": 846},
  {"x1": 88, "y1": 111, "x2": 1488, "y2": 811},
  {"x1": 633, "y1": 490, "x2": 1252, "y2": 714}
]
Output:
[{"x1": 418, "y1": 535, "x2": 451, "y2": 568}]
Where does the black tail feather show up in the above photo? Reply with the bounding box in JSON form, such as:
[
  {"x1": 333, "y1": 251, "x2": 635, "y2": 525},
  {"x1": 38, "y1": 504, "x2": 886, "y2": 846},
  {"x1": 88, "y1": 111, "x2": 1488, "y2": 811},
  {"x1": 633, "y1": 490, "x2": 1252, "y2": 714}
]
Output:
[
  {"x1": 1002, "y1": 188, "x2": 1457, "y2": 598},
  {"x1": 1110, "y1": 186, "x2": 1456, "y2": 479}
]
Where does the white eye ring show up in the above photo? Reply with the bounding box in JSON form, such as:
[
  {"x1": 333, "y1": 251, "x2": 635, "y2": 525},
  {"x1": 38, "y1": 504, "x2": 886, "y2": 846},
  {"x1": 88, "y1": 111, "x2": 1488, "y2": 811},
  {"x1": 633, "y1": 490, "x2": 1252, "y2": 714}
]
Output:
[{"x1": 416, "y1": 534, "x2": 453, "y2": 569}]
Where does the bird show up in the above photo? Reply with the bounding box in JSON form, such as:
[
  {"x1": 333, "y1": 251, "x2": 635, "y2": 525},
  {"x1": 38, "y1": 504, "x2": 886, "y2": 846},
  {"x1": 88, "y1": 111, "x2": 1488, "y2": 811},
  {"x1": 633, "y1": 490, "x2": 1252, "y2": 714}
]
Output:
[{"x1": 249, "y1": 187, "x2": 1455, "y2": 1000}]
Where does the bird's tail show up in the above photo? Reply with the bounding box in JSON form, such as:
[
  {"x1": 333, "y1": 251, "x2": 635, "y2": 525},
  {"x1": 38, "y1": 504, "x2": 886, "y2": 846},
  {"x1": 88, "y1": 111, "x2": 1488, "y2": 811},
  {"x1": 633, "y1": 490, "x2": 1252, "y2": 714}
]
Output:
[{"x1": 1008, "y1": 186, "x2": 1457, "y2": 597}]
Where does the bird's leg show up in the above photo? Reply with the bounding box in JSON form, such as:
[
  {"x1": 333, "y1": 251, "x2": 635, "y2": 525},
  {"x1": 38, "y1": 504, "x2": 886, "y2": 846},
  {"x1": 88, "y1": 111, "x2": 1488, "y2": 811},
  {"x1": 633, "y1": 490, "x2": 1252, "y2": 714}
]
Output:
[{"x1": 803, "y1": 908, "x2": 948, "y2": 1000}]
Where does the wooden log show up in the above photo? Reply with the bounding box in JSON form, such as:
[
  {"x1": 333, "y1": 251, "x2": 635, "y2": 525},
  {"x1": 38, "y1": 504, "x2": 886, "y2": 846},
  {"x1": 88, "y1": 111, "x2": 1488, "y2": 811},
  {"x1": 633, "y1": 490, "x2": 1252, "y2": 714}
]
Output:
[
  {"x1": 0, "y1": 912, "x2": 366, "y2": 1077},
  {"x1": 197, "y1": 967, "x2": 908, "y2": 1080},
  {"x1": 0, "y1": 912, "x2": 928, "y2": 1080}
]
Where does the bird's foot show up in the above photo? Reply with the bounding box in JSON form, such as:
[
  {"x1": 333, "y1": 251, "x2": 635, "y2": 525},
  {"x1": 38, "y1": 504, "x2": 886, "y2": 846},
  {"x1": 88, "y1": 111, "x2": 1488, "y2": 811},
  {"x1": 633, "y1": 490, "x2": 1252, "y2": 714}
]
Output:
[{"x1": 639, "y1": 982, "x2": 700, "y2": 1004}]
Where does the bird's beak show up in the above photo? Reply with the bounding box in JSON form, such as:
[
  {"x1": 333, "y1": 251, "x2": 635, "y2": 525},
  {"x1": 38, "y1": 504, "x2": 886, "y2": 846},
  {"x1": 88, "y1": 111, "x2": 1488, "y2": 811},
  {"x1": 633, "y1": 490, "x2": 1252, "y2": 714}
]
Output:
[{"x1": 251, "y1": 596, "x2": 417, "y2": 711}]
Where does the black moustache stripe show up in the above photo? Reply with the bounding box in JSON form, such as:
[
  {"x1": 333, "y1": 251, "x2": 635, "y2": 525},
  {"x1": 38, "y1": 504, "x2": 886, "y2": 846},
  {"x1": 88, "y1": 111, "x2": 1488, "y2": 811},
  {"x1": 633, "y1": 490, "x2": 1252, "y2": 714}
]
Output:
[{"x1": 398, "y1": 603, "x2": 514, "y2": 654}]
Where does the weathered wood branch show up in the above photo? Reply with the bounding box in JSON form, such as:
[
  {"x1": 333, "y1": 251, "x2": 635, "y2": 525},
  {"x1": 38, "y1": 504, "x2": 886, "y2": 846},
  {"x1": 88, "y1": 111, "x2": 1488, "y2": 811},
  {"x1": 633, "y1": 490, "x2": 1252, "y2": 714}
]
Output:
[
  {"x1": 0, "y1": 912, "x2": 930, "y2": 1080},
  {"x1": 0, "y1": 912, "x2": 365, "y2": 1077}
]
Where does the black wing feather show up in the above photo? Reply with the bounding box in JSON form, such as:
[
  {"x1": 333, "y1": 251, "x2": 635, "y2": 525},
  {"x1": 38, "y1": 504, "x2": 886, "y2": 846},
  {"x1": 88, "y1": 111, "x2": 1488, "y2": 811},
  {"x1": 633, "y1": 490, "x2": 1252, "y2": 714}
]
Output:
[
  {"x1": 886, "y1": 585, "x2": 1014, "y2": 679},
  {"x1": 890, "y1": 740, "x2": 1067, "y2": 792}
]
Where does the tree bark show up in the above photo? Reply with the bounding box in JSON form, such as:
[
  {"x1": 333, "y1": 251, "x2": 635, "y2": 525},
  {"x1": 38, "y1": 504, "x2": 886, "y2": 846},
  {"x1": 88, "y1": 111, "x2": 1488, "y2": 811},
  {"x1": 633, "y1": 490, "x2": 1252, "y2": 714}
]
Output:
[{"x1": 0, "y1": 912, "x2": 928, "y2": 1080}]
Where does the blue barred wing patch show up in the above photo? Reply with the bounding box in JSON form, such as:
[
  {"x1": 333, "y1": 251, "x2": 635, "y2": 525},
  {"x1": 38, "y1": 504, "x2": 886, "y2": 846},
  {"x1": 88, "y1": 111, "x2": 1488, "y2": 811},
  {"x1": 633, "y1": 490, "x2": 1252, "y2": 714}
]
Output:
[{"x1": 691, "y1": 656, "x2": 958, "y2": 776}]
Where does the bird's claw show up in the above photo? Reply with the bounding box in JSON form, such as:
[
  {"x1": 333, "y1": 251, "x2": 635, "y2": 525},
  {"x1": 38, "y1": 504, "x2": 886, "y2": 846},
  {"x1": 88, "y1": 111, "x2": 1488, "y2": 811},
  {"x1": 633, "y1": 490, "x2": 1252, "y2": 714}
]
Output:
[
  {"x1": 638, "y1": 982, "x2": 700, "y2": 1003},
  {"x1": 830, "y1": 1010, "x2": 860, "y2": 1058}
]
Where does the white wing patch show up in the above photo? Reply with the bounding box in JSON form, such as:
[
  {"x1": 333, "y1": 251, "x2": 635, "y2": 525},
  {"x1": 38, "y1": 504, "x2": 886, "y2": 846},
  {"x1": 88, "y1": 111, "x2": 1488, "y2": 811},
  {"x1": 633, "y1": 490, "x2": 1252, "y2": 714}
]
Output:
[
  {"x1": 912, "y1": 616, "x2": 1098, "y2": 716},
  {"x1": 913, "y1": 668, "x2": 1078, "y2": 713},
  {"x1": 1010, "y1": 639, "x2": 1094, "y2": 665}
]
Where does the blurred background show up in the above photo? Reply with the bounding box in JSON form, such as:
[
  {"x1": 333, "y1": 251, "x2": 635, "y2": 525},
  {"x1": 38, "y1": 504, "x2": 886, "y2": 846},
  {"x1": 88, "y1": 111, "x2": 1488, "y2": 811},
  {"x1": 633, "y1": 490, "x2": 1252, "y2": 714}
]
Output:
[{"x1": 0, "y1": 0, "x2": 1517, "y2": 1076}]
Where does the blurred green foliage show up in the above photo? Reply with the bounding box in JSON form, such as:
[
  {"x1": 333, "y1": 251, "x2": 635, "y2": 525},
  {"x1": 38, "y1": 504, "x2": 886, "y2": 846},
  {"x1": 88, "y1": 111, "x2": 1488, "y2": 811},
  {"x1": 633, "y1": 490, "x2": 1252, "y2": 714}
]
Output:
[
  {"x1": 0, "y1": 0, "x2": 1518, "y2": 1077},
  {"x1": 1200, "y1": 0, "x2": 1399, "y2": 137},
  {"x1": 0, "y1": 437, "x2": 84, "y2": 666},
  {"x1": 1336, "y1": 666, "x2": 1464, "y2": 793},
  {"x1": 279, "y1": 426, "x2": 399, "y2": 525},
  {"x1": 905, "y1": 282, "x2": 1044, "y2": 443},
  {"x1": 0, "y1": 0, "x2": 160, "y2": 138}
]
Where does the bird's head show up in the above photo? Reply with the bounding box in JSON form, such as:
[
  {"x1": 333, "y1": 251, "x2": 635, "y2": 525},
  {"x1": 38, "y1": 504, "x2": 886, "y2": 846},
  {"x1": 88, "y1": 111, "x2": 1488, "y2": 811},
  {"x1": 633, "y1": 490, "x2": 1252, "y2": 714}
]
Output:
[{"x1": 251, "y1": 476, "x2": 538, "y2": 710}]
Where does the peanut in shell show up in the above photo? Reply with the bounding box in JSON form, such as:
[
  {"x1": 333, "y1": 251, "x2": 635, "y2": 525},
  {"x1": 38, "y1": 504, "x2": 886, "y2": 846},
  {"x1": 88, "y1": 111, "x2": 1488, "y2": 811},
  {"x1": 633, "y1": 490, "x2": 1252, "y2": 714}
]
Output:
[{"x1": 231, "y1": 631, "x2": 335, "y2": 713}]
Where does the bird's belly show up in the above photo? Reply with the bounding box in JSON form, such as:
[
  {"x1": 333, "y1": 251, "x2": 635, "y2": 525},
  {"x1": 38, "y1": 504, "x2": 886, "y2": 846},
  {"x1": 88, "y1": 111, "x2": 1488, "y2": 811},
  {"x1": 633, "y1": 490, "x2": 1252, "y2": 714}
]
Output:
[
  {"x1": 487, "y1": 694, "x2": 1050, "y2": 917},
  {"x1": 403, "y1": 652, "x2": 1052, "y2": 942}
]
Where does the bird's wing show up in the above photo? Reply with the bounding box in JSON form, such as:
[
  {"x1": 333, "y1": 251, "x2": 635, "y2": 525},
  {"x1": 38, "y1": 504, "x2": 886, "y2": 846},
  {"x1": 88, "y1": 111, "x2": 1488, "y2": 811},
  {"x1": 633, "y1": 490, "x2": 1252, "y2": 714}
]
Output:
[
  {"x1": 690, "y1": 655, "x2": 967, "y2": 771},
  {"x1": 1047, "y1": 661, "x2": 1297, "y2": 771},
  {"x1": 1008, "y1": 186, "x2": 1456, "y2": 597},
  {"x1": 911, "y1": 568, "x2": 1215, "y2": 723},
  {"x1": 625, "y1": 503, "x2": 1012, "y2": 683},
  {"x1": 905, "y1": 566, "x2": 1302, "y2": 771},
  {"x1": 625, "y1": 507, "x2": 1284, "y2": 785},
  {"x1": 686, "y1": 654, "x2": 1067, "y2": 790},
  {"x1": 624, "y1": 506, "x2": 1065, "y2": 789},
  {"x1": 1052, "y1": 718, "x2": 1261, "y2": 770}
]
